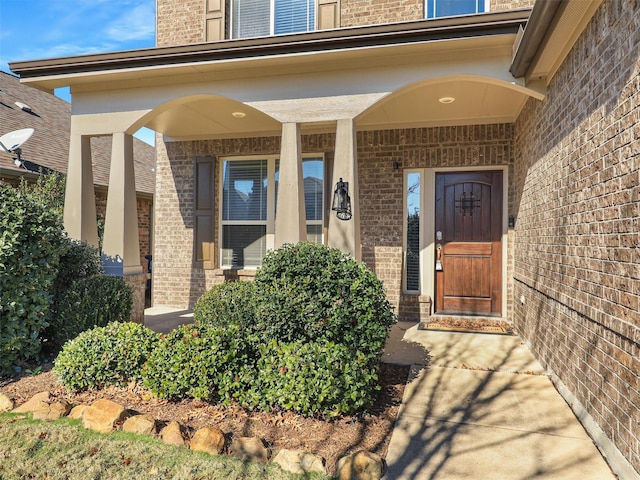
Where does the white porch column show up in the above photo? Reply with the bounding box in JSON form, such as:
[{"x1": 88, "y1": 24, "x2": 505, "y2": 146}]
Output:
[
  {"x1": 275, "y1": 122, "x2": 306, "y2": 248},
  {"x1": 63, "y1": 133, "x2": 99, "y2": 247},
  {"x1": 102, "y1": 132, "x2": 142, "y2": 276},
  {"x1": 328, "y1": 118, "x2": 361, "y2": 260}
]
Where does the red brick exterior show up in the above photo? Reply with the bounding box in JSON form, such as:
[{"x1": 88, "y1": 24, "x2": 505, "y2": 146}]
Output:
[{"x1": 512, "y1": 1, "x2": 639, "y2": 473}]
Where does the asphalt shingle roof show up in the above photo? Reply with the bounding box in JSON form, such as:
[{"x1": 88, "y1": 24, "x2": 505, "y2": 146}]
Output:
[{"x1": 0, "y1": 71, "x2": 155, "y2": 195}]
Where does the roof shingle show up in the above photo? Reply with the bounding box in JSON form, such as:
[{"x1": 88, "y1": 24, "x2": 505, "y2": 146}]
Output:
[{"x1": 0, "y1": 71, "x2": 155, "y2": 195}]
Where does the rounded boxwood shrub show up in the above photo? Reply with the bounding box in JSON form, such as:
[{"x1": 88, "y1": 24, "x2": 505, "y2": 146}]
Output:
[
  {"x1": 241, "y1": 340, "x2": 380, "y2": 417},
  {"x1": 54, "y1": 322, "x2": 159, "y2": 391},
  {"x1": 142, "y1": 323, "x2": 257, "y2": 402},
  {"x1": 193, "y1": 280, "x2": 256, "y2": 329},
  {"x1": 50, "y1": 275, "x2": 133, "y2": 347},
  {"x1": 252, "y1": 242, "x2": 396, "y2": 364}
]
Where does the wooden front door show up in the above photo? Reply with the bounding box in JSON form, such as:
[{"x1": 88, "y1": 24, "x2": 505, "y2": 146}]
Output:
[{"x1": 434, "y1": 171, "x2": 503, "y2": 316}]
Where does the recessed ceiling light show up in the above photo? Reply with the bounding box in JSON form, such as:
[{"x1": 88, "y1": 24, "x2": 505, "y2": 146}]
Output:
[
  {"x1": 438, "y1": 97, "x2": 456, "y2": 104},
  {"x1": 232, "y1": 111, "x2": 246, "y2": 118}
]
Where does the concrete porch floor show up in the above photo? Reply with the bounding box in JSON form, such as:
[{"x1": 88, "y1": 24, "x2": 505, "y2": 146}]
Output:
[{"x1": 382, "y1": 321, "x2": 616, "y2": 480}]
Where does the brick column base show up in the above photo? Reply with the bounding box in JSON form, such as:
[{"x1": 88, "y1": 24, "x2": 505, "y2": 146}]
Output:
[{"x1": 123, "y1": 273, "x2": 147, "y2": 324}]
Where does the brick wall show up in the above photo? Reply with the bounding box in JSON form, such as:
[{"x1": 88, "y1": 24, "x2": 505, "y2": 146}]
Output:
[
  {"x1": 340, "y1": 0, "x2": 423, "y2": 27},
  {"x1": 512, "y1": 0, "x2": 639, "y2": 475},
  {"x1": 490, "y1": 0, "x2": 534, "y2": 11},
  {"x1": 156, "y1": 0, "x2": 205, "y2": 47},
  {"x1": 154, "y1": 125, "x2": 514, "y2": 319}
]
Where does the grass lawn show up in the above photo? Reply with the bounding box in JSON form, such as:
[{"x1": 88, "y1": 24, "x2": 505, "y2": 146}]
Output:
[{"x1": 0, "y1": 413, "x2": 329, "y2": 480}]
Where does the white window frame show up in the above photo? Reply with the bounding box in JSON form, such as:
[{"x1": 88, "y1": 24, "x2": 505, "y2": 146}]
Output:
[
  {"x1": 403, "y1": 169, "x2": 423, "y2": 294},
  {"x1": 219, "y1": 154, "x2": 324, "y2": 269},
  {"x1": 231, "y1": 0, "x2": 316, "y2": 39},
  {"x1": 425, "y1": 0, "x2": 490, "y2": 19}
]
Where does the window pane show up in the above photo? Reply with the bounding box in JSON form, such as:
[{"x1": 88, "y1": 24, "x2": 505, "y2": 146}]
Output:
[
  {"x1": 303, "y1": 158, "x2": 323, "y2": 221},
  {"x1": 222, "y1": 225, "x2": 267, "y2": 268},
  {"x1": 222, "y1": 159, "x2": 268, "y2": 221},
  {"x1": 274, "y1": 0, "x2": 315, "y2": 35},
  {"x1": 427, "y1": 0, "x2": 484, "y2": 18},
  {"x1": 406, "y1": 172, "x2": 421, "y2": 292},
  {"x1": 232, "y1": 0, "x2": 270, "y2": 39},
  {"x1": 306, "y1": 224, "x2": 323, "y2": 244}
]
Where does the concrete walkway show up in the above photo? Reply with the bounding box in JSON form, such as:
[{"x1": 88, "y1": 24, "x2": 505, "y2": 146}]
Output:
[
  {"x1": 382, "y1": 322, "x2": 616, "y2": 480},
  {"x1": 144, "y1": 309, "x2": 616, "y2": 480}
]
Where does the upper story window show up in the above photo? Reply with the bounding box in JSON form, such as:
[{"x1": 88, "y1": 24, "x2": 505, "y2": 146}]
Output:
[
  {"x1": 426, "y1": 0, "x2": 487, "y2": 19},
  {"x1": 231, "y1": 0, "x2": 316, "y2": 39}
]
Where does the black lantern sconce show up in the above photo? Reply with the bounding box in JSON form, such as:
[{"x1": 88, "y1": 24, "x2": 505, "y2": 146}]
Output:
[{"x1": 332, "y1": 177, "x2": 352, "y2": 221}]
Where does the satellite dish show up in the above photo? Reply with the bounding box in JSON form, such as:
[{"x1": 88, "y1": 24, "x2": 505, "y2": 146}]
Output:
[
  {"x1": 0, "y1": 128, "x2": 34, "y2": 153},
  {"x1": 15, "y1": 101, "x2": 33, "y2": 112}
]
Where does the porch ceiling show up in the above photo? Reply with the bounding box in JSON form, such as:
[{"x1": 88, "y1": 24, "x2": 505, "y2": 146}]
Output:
[
  {"x1": 357, "y1": 78, "x2": 529, "y2": 130},
  {"x1": 146, "y1": 97, "x2": 282, "y2": 139}
]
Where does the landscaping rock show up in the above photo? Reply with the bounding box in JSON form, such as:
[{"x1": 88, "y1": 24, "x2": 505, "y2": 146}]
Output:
[
  {"x1": 82, "y1": 399, "x2": 127, "y2": 433},
  {"x1": 160, "y1": 421, "x2": 185, "y2": 446},
  {"x1": 68, "y1": 405, "x2": 88, "y2": 419},
  {"x1": 12, "y1": 391, "x2": 50, "y2": 413},
  {"x1": 272, "y1": 448, "x2": 326, "y2": 475},
  {"x1": 0, "y1": 393, "x2": 14, "y2": 412},
  {"x1": 11, "y1": 392, "x2": 70, "y2": 420},
  {"x1": 122, "y1": 414, "x2": 156, "y2": 435},
  {"x1": 336, "y1": 450, "x2": 385, "y2": 480},
  {"x1": 32, "y1": 400, "x2": 71, "y2": 421},
  {"x1": 229, "y1": 436, "x2": 269, "y2": 463},
  {"x1": 190, "y1": 426, "x2": 225, "y2": 455}
]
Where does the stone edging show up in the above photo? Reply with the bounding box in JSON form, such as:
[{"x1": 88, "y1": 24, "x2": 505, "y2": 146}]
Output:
[{"x1": 0, "y1": 391, "x2": 385, "y2": 479}]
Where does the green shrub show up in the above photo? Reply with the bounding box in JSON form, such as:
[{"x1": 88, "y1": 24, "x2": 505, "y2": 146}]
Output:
[
  {"x1": 0, "y1": 183, "x2": 66, "y2": 376},
  {"x1": 193, "y1": 281, "x2": 256, "y2": 329},
  {"x1": 252, "y1": 242, "x2": 396, "y2": 364},
  {"x1": 51, "y1": 276, "x2": 133, "y2": 347},
  {"x1": 54, "y1": 322, "x2": 159, "y2": 391},
  {"x1": 45, "y1": 240, "x2": 103, "y2": 345},
  {"x1": 241, "y1": 340, "x2": 380, "y2": 417},
  {"x1": 51, "y1": 239, "x2": 102, "y2": 299},
  {"x1": 142, "y1": 324, "x2": 257, "y2": 402}
]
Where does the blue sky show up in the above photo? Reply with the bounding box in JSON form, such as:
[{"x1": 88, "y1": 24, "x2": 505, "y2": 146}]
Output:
[{"x1": 0, "y1": 0, "x2": 156, "y2": 144}]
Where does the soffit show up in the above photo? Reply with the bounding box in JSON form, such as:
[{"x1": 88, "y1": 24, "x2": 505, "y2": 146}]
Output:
[{"x1": 515, "y1": 0, "x2": 604, "y2": 84}]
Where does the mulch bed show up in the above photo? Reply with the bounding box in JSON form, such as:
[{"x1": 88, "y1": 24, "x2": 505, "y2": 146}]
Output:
[{"x1": 0, "y1": 361, "x2": 410, "y2": 476}]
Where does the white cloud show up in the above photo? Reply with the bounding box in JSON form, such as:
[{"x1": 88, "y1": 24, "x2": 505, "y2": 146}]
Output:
[
  {"x1": 0, "y1": 0, "x2": 155, "y2": 73},
  {"x1": 105, "y1": 2, "x2": 156, "y2": 43}
]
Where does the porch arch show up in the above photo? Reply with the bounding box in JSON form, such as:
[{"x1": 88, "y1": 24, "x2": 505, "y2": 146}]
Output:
[{"x1": 357, "y1": 74, "x2": 543, "y2": 130}]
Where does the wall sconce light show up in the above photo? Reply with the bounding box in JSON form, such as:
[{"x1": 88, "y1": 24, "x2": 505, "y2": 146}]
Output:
[
  {"x1": 508, "y1": 215, "x2": 515, "y2": 228},
  {"x1": 393, "y1": 161, "x2": 400, "y2": 171},
  {"x1": 332, "y1": 177, "x2": 352, "y2": 221}
]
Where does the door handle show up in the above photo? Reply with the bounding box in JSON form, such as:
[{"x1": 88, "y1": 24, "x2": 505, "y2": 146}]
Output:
[{"x1": 435, "y1": 243, "x2": 443, "y2": 271}]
